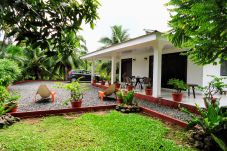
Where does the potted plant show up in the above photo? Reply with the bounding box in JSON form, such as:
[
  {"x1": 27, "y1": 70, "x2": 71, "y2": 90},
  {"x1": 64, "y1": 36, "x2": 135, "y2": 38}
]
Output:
[
  {"x1": 115, "y1": 90, "x2": 140, "y2": 113},
  {"x1": 168, "y1": 78, "x2": 187, "y2": 102},
  {"x1": 198, "y1": 75, "x2": 227, "y2": 108},
  {"x1": 116, "y1": 90, "x2": 124, "y2": 104},
  {"x1": 106, "y1": 75, "x2": 111, "y2": 86},
  {"x1": 55, "y1": 80, "x2": 85, "y2": 108},
  {"x1": 92, "y1": 76, "x2": 97, "y2": 84},
  {"x1": 115, "y1": 82, "x2": 121, "y2": 89},
  {"x1": 5, "y1": 94, "x2": 20, "y2": 113},
  {"x1": 145, "y1": 85, "x2": 152, "y2": 95},
  {"x1": 100, "y1": 73, "x2": 106, "y2": 85}
]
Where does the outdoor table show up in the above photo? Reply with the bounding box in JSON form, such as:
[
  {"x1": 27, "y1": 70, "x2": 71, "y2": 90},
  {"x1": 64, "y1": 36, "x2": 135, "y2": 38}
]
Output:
[
  {"x1": 134, "y1": 77, "x2": 144, "y2": 89},
  {"x1": 187, "y1": 83, "x2": 198, "y2": 99}
]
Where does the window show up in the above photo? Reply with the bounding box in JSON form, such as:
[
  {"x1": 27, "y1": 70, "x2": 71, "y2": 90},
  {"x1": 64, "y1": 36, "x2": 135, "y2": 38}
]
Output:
[{"x1": 221, "y1": 60, "x2": 227, "y2": 76}]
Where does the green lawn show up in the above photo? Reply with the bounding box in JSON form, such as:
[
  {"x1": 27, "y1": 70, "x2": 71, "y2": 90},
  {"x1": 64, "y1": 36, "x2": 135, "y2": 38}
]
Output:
[{"x1": 0, "y1": 111, "x2": 194, "y2": 151}]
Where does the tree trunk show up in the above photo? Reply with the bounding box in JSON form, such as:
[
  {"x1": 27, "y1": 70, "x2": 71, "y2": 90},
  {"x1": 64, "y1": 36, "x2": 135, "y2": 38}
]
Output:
[{"x1": 64, "y1": 67, "x2": 69, "y2": 81}]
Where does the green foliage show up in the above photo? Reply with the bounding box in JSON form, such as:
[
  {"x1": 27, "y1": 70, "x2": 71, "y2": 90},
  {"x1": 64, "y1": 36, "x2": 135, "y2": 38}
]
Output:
[
  {"x1": 168, "y1": 78, "x2": 187, "y2": 93},
  {"x1": 183, "y1": 100, "x2": 227, "y2": 150},
  {"x1": 211, "y1": 134, "x2": 227, "y2": 151},
  {"x1": 55, "y1": 79, "x2": 85, "y2": 103},
  {"x1": 198, "y1": 75, "x2": 227, "y2": 100},
  {"x1": 0, "y1": 111, "x2": 193, "y2": 150},
  {"x1": 99, "y1": 25, "x2": 130, "y2": 47},
  {"x1": 0, "y1": 59, "x2": 21, "y2": 87},
  {"x1": 0, "y1": 0, "x2": 100, "y2": 53},
  {"x1": 166, "y1": 0, "x2": 227, "y2": 65},
  {"x1": 117, "y1": 90, "x2": 134, "y2": 105},
  {"x1": 0, "y1": 86, "x2": 20, "y2": 116}
]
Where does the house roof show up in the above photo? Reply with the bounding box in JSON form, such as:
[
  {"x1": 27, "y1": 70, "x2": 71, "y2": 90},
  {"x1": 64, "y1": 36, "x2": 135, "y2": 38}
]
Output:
[{"x1": 81, "y1": 31, "x2": 165, "y2": 60}]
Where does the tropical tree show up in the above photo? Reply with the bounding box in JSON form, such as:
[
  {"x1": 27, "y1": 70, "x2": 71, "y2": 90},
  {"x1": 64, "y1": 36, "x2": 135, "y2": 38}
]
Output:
[
  {"x1": 53, "y1": 32, "x2": 88, "y2": 80},
  {"x1": 22, "y1": 48, "x2": 52, "y2": 80},
  {"x1": 99, "y1": 25, "x2": 129, "y2": 75},
  {"x1": 0, "y1": 0, "x2": 100, "y2": 54},
  {"x1": 166, "y1": 0, "x2": 227, "y2": 65},
  {"x1": 99, "y1": 25, "x2": 130, "y2": 48}
]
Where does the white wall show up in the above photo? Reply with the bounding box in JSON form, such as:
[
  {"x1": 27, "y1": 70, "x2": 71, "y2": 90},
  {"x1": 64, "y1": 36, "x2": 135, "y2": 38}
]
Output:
[
  {"x1": 187, "y1": 59, "x2": 203, "y2": 86},
  {"x1": 132, "y1": 54, "x2": 149, "y2": 77},
  {"x1": 203, "y1": 63, "x2": 227, "y2": 87},
  {"x1": 121, "y1": 51, "x2": 151, "y2": 77}
]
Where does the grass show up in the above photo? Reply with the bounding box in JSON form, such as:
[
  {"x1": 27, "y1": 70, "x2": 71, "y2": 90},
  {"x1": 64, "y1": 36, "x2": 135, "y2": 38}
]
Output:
[{"x1": 0, "y1": 111, "x2": 194, "y2": 151}]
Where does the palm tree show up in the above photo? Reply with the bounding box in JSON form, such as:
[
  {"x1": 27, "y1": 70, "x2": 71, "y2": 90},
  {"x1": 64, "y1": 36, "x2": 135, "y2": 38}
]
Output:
[
  {"x1": 99, "y1": 25, "x2": 129, "y2": 47},
  {"x1": 99, "y1": 25, "x2": 129, "y2": 75},
  {"x1": 53, "y1": 32, "x2": 88, "y2": 80}
]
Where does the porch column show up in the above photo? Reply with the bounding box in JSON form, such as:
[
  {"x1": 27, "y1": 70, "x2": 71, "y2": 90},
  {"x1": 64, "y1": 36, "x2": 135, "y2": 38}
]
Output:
[
  {"x1": 111, "y1": 56, "x2": 117, "y2": 84},
  {"x1": 118, "y1": 58, "x2": 122, "y2": 82},
  {"x1": 91, "y1": 59, "x2": 95, "y2": 83},
  {"x1": 152, "y1": 44, "x2": 162, "y2": 97}
]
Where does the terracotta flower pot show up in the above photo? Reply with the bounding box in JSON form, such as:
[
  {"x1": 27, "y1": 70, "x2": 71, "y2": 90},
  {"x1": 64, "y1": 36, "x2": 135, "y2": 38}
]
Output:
[
  {"x1": 117, "y1": 98, "x2": 123, "y2": 104},
  {"x1": 10, "y1": 106, "x2": 18, "y2": 113},
  {"x1": 101, "y1": 81, "x2": 105, "y2": 85},
  {"x1": 127, "y1": 85, "x2": 134, "y2": 91},
  {"x1": 172, "y1": 93, "x2": 183, "y2": 102},
  {"x1": 92, "y1": 80, "x2": 97, "y2": 84},
  {"x1": 71, "y1": 100, "x2": 82, "y2": 108},
  {"x1": 145, "y1": 88, "x2": 152, "y2": 95},
  {"x1": 115, "y1": 83, "x2": 121, "y2": 89}
]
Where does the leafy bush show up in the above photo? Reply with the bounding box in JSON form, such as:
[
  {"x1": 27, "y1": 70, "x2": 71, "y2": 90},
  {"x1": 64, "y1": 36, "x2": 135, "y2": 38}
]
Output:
[
  {"x1": 198, "y1": 75, "x2": 227, "y2": 102},
  {"x1": 117, "y1": 90, "x2": 134, "y2": 105},
  {"x1": 55, "y1": 79, "x2": 86, "y2": 104},
  {"x1": 168, "y1": 78, "x2": 187, "y2": 93},
  {"x1": 0, "y1": 86, "x2": 20, "y2": 116},
  {"x1": 183, "y1": 101, "x2": 227, "y2": 150},
  {"x1": 0, "y1": 59, "x2": 21, "y2": 87}
]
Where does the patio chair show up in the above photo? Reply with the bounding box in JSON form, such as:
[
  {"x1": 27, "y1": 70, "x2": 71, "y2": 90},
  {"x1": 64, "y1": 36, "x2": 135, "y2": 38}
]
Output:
[
  {"x1": 34, "y1": 84, "x2": 56, "y2": 102},
  {"x1": 98, "y1": 84, "x2": 117, "y2": 101}
]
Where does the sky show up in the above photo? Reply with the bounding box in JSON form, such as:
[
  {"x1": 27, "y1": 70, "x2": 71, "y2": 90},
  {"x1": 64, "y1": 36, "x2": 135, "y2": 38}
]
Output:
[{"x1": 80, "y1": 0, "x2": 171, "y2": 52}]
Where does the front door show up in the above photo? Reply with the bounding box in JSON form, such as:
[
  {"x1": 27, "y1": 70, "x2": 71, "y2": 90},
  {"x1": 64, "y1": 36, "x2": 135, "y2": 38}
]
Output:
[
  {"x1": 161, "y1": 52, "x2": 187, "y2": 88},
  {"x1": 121, "y1": 58, "x2": 132, "y2": 81}
]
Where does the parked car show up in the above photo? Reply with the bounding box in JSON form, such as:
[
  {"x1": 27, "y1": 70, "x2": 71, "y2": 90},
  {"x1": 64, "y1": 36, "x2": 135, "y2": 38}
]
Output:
[{"x1": 68, "y1": 69, "x2": 100, "y2": 82}]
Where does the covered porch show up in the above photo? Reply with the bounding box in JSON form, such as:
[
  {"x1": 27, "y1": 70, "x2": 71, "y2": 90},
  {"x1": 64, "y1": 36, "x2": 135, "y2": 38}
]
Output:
[
  {"x1": 81, "y1": 32, "x2": 226, "y2": 107},
  {"x1": 81, "y1": 32, "x2": 176, "y2": 98}
]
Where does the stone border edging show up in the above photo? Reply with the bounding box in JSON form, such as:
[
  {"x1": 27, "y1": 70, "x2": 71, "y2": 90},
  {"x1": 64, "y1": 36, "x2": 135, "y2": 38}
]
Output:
[
  {"x1": 11, "y1": 105, "x2": 116, "y2": 118},
  {"x1": 140, "y1": 106, "x2": 188, "y2": 128}
]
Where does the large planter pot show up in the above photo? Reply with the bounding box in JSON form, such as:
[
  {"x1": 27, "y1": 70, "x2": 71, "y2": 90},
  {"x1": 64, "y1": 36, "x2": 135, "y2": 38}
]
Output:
[
  {"x1": 115, "y1": 83, "x2": 121, "y2": 89},
  {"x1": 172, "y1": 93, "x2": 183, "y2": 102},
  {"x1": 117, "y1": 98, "x2": 123, "y2": 104},
  {"x1": 71, "y1": 100, "x2": 82, "y2": 108},
  {"x1": 127, "y1": 85, "x2": 134, "y2": 91},
  {"x1": 101, "y1": 81, "x2": 105, "y2": 86},
  {"x1": 145, "y1": 88, "x2": 152, "y2": 95}
]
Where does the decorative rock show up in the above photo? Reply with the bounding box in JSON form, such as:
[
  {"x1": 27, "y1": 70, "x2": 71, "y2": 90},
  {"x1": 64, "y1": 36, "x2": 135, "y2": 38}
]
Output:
[
  {"x1": 194, "y1": 140, "x2": 204, "y2": 149},
  {"x1": 0, "y1": 114, "x2": 20, "y2": 129}
]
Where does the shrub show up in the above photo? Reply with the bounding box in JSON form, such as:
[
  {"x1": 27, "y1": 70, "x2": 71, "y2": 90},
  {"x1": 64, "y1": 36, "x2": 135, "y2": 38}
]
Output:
[
  {"x1": 0, "y1": 59, "x2": 21, "y2": 87},
  {"x1": 168, "y1": 78, "x2": 187, "y2": 93}
]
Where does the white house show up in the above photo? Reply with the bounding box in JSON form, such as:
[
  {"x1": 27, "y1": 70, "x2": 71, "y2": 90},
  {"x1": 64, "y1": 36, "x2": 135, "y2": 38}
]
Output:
[{"x1": 81, "y1": 31, "x2": 227, "y2": 98}]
